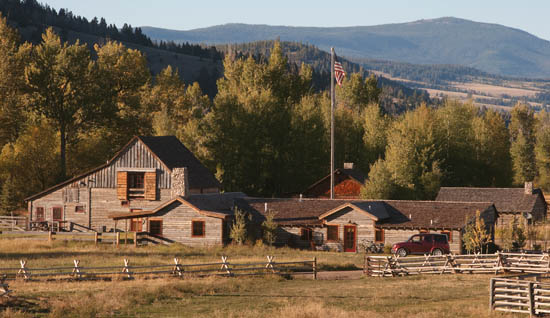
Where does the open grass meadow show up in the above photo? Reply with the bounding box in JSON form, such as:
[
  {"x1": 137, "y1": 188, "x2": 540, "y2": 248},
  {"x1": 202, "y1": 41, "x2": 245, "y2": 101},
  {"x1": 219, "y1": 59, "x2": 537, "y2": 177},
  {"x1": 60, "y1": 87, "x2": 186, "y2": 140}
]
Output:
[{"x1": 0, "y1": 239, "x2": 511, "y2": 318}]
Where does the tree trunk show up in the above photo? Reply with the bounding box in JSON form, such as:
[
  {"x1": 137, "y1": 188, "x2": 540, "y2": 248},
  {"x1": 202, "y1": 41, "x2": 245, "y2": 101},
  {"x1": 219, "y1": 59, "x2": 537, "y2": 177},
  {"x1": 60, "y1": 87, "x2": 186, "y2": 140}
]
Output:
[{"x1": 59, "y1": 124, "x2": 66, "y2": 181}]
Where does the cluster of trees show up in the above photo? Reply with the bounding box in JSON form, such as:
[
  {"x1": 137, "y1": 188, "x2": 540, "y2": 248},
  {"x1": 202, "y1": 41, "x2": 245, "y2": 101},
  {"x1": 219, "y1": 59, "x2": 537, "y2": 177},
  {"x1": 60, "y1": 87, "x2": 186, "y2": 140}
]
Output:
[
  {"x1": 0, "y1": 0, "x2": 222, "y2": 60},
  {"x1": 362, "y1": 101, "x2": 550, "y2": 200},
  {"x1": 4, "y1": 14, "x2": 550, "y2": 216}
]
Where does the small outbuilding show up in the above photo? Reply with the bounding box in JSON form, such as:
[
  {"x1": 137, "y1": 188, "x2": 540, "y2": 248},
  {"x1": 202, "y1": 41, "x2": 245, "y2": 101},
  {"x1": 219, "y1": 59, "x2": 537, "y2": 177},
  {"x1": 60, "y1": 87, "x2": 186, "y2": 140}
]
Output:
[{"x1": 302, "y1": 163, "x2": 366, "y2": 199}]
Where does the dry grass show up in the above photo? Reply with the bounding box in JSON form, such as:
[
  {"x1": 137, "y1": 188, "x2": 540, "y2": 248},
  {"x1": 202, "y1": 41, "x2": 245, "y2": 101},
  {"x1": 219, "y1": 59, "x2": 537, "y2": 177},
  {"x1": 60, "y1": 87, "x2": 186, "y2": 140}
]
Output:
[
  {"x1": 0, "y1": 239, "x2": 362, "y2": 271},
  {"x1": 0, "y1": 273, "x2": 510, "y2": 318}
]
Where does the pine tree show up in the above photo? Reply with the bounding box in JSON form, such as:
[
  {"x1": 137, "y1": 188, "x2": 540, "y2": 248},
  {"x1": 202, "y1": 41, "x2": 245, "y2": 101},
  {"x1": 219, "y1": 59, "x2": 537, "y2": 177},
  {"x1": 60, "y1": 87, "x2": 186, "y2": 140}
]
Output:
[
  {"x1": 510, "y1": 103, "x2": 537, "y2": 184},
  {"x1": 230, "y1": 208, "x2": 248, "y2": 245}
]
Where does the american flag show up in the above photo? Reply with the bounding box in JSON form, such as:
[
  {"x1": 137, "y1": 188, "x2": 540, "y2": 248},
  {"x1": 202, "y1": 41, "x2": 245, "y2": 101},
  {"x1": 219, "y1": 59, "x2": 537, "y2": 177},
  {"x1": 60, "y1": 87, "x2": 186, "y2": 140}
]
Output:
[{"x1": 334, "y1": 55, "x2": 346, "y2": 86}]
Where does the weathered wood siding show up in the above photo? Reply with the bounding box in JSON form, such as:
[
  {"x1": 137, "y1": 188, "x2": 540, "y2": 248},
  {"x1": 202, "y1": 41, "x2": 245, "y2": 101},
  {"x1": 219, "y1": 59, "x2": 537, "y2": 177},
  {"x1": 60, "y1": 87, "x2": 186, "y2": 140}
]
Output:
[
  {"x1": 87, "y1": 139, "x2": 170, "y2": 189},
  {"x1": 152, "y1": 201, "x2": 223, "y2": 245},
  {"x1": 533, "y1": 195, "x2": 547, "y2": 223},
  {"x1": 324, "y1": 206, "x2": 376, "y2": 245}
]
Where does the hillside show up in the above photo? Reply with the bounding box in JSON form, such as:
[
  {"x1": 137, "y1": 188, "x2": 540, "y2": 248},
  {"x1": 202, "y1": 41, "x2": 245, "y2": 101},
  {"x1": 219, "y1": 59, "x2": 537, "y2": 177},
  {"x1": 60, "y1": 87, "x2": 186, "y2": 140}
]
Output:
[{"x1": 142, "y1": 18, "x2": 550, "y2": 78}]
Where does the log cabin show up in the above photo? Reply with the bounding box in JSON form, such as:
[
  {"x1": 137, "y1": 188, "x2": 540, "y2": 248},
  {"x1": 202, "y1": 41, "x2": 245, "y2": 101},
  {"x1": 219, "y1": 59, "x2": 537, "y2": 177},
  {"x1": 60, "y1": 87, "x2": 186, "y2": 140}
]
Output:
[
  {"x1": 302, "y1": 163, "x2": 366, "y2": 199},
  {"x1": 24, "y1": 136, "x2": 221, "y2": 233},
  {"x1": 436, "y1": 182, "x2": 547, "y2": 229},
  {"x1": 235, "y1": 198, "x2": 498, "y2": 254}
]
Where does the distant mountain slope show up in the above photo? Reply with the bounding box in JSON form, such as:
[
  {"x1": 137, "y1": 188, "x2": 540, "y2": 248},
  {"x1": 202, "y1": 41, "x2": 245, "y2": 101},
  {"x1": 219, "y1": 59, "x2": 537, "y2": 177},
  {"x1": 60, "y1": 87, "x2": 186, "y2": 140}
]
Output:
[{"x1": 142, "y1": 18, "x2": 550, "y2": 78}]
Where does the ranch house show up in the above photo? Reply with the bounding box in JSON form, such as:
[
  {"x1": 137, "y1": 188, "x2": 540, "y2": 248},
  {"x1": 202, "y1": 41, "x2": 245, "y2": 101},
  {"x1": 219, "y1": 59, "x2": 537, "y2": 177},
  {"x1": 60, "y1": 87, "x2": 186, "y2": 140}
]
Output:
[
  {"x1": 302, "y1": 163, "x2": 366, "y2": 199},
  {"x1": 25, "y1": 136, "x2": 221, "y2": 233},
  {"x1": 235, "y1": 198, "x2": 498, "y2": 254},
  {"x1": 436, "y1": 182, "x2": 547, "y2": 229}
]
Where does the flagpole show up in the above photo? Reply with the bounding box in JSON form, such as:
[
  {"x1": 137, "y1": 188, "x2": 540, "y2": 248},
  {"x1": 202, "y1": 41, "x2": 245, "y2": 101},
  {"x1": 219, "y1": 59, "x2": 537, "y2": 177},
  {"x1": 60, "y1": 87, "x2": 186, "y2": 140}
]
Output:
[{"x1": 330, "y1": 47, "x2": 335, "y2": 200}]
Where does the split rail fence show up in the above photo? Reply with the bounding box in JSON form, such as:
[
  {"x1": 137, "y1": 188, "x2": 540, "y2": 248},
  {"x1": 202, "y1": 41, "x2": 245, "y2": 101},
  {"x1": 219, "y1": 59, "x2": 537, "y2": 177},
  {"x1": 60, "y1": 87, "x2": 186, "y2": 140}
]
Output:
[
  {"x1": 490, "y1": 273, "x2": 550, "y2": 317},
  {"x1": 364, "y1": 252, "x2": 550, "y2": 277},
  {"x1": 0, "y1": 231, "x2": 152, "y2": 246},
  {"x1": 0, "y1": 256, "x2": 316, "y2": 284}
]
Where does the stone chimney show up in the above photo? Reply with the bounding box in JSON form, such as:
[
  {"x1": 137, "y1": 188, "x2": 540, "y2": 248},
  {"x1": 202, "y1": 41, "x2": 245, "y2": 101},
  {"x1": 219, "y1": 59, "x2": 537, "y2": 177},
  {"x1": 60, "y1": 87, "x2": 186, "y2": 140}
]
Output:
[
  {"x1": 524, "y1": 181, "x2": 533, "y2": 195},
  {"x1": 343, "y1": 162, "x2": 354, "y2": 169},
  {"x1": 171, "y1": 167, "x2": 189, "y2": 198}
]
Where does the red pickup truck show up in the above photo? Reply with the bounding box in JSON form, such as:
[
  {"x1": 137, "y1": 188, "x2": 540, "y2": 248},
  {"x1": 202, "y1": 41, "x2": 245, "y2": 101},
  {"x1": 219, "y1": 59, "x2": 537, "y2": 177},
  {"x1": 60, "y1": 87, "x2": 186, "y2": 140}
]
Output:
[{"x1": 391, "y1": 233, "x2": 450, "y2": 257}]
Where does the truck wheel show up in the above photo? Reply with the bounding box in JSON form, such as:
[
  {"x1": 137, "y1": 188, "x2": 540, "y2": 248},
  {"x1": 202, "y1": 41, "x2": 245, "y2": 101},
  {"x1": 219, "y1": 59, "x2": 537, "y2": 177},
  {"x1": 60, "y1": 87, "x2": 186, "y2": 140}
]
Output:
[
  {"x1": 432, "y1": 248, "x2": 443, "y2": 256},
  {"x1": 396, "y1": 248, "x2": 408, "y2": 257}
]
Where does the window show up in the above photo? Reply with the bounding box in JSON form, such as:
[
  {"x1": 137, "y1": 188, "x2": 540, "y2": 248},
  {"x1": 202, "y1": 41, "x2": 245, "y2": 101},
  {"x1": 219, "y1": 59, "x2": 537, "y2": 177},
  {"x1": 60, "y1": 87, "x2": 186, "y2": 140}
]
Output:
[
  {"x1": 36, "y1": 207, "x2": 45, "y2": 221},
  {"x1": 130, "y1": 218, "x2": 143, "y2": 232},
  {"x1": 128, "y1": 172, "x2": 145, "y2": 199},
  {"x1": 53, "y1": 207, "x2": 63, "y2": 221},
  {"x1": 75, "y1": 205, "x2": 85, "y2": 213},
  {"x1": 327, "y1": 225, "x2": 339, "y2": 241},
  {"x1": 300, "y1": 228, "x2": 312, "y2": 241},
  {"x1": 441, "y1": 231, "x2": 453, "y2": 243},
  {"x1": 192, "y1": 220, "x2": 205, "y2": 237},
  {"x1": 375, "y1": 228, "x2": 384, "y2": 243},
  {"x1": 128, "y1": 172, "x2": 145, "y2": 189},
  {"x1": 149, "y1": 220, "x2": 162, "y2": 236}
]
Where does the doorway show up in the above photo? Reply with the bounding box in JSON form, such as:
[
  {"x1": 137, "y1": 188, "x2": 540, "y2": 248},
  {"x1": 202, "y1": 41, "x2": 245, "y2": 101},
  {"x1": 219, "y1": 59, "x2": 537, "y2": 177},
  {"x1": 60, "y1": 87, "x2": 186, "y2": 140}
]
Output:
[{"x1": 344, "y1": 225, "x2": 356, "y2": 252}]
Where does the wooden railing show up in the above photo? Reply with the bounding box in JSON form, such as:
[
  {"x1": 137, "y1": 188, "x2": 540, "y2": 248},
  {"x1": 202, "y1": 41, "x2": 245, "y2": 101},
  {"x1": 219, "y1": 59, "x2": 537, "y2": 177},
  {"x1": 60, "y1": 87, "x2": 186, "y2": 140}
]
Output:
[
  {"x1": 364, "y1": 252, "x2": 550, "y2": 277},
  {"x1": 0, "y1": 256, "x2": 317, "y2": 282},
  {"x1": 0, "y1": 216, "x2": 28, "y2": 231},
  {"x1": 490, "y1": 274, "x2": 550, "y2": 317}
]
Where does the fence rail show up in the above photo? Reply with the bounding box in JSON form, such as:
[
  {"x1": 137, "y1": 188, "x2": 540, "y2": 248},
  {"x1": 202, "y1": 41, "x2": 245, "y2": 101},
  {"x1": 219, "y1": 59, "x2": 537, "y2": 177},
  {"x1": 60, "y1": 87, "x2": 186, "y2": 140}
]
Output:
[
  {"x1": 364, "y1": 252, "x2": 550, "y2": 277},
  {"x1": 0, "y1": 216, "x2": 28, "y2": 231},
  {"x1": 489, "y1": 273, "x2": 550, "y2": 317},
  {"x1": 0, "y1": 256, "x2": 316, "y2": 283},
  {"x1": 0, "y1": 231, "x2": 150, "y2": 246}
]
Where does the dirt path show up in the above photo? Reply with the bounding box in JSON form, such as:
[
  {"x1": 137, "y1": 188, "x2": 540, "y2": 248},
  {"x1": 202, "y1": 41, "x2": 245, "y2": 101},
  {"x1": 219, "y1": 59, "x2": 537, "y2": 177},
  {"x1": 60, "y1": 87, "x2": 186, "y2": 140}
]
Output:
[{"x1": 316, "y1": 270, "x2": 363, "y2": 280}]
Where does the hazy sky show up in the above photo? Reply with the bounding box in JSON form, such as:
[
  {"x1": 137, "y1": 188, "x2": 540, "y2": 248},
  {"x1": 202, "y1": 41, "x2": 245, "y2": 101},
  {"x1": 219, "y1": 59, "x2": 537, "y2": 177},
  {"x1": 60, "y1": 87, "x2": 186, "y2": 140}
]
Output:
[{"x1": 41, "y1": 0, "x2": 550, "y2": 40}]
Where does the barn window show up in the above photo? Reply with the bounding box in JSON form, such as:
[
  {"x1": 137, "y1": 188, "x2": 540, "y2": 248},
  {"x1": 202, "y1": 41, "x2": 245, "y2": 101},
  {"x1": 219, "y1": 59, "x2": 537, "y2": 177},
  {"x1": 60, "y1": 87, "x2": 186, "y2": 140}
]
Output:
[
  {"x1": 375, "y1": 228, "x2": 384, "y2": 243},
  {"x1": 52, "y1": 207, "x2": 63, "y2": 221},
  {"x1": 149, "y1": 220, "x2": 163, "y2": 236},
  {"x1": 300, "y1": 228, "x2": 312, "y2": 241},
  {"x1": 75, "y1": 205, "x2": 85, "y2": 213},
  {"x1": 128, "y1": 172, "x2": 145, "y2": 199},
  {"x1": 130, "y1": 218, "x2": 143, "y2": 232},
  {"x1": 192, "y1": 220, "x2": 205, "y2": 237},
  {"x1": 326, "y1": 225, "x2": 339, "y2": 241},
  {"x1": 35, "y1": 207, "x2": 44, "y2": 221},
  {"x1": 441, "y1": 230, "x2": 453, "y2": 243}
]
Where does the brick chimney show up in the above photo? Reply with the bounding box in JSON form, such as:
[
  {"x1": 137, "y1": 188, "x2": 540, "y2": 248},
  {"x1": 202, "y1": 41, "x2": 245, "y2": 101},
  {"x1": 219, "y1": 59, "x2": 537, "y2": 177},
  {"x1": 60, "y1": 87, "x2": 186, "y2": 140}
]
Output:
[
  {"x1": 171, "y1": 167, "x2": 189, "y2": 198},
  {"x1": 343, "y1": 162, "x2": 354, "y2": 169},
  {"x1": 524, "y1": 181, "x2": 533, "y2": 195}
]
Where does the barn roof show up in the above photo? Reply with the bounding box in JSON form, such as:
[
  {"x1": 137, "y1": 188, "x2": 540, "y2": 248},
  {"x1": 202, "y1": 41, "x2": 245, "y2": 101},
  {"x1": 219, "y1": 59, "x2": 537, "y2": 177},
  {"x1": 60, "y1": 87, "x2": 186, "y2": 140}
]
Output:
[
  {"x1": 109, "y1": 192, "x2": 246, "y2": 220},
  {"x1": 25, "y1": 136, "x2": 220, "y2": 201},
  {"x1": 436, "y1": 187, "x2": 544, "y2": 214},
  {"x1": 303, "y1": 168, "x2": 367, "y2": 194},
  {"x1": 378, "y1": 200, "x2": 497, "y2": 230}
]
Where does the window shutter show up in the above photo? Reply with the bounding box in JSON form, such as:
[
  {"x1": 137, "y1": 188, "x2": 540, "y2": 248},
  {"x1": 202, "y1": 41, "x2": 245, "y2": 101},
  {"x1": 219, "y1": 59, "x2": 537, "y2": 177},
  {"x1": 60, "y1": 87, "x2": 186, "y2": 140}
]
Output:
[
  {"x1": 117, "y1": 171, "x2": 128, "y2": 201},
  {"x1": 144, "y1": 171, "x2": 157, "y2": 200}
]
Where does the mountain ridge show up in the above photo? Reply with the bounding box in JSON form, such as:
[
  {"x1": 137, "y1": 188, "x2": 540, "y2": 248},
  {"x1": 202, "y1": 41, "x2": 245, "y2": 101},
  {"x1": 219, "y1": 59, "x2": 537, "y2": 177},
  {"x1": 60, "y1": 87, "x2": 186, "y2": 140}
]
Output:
[{"x1": 142, "y1": 17, "x2": 550, "y2": 78}]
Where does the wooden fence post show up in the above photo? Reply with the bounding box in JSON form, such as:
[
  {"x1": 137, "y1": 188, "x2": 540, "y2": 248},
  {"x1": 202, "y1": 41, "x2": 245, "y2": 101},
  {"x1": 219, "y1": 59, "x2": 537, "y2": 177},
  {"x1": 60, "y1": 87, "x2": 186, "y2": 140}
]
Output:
[
  {"x1": 48, "y1": 231, "x2": 53, "y2": 242},
  {"x1": 313, "y1": 257, "x2": 317, "y2": 280},
  {"x1": 133, "y1": 232, "x2": 137, "y2": 247},
  {"x1": 17, "y1": 260, "x2": 29, "y2": 280},
  {"x1": 266, "y1": 256, "x2": 275, "y2": 273},
  {"x1": 72, "y1": 260, "x2": 82, "y2": 279},
  {"x1": 220, "y1": 256, "x2": 232, "y2": 276},
  {"x1": 122, "y1": 259, "x2": 132, "y2": 279},
  {"x1": 95, "y1": 232, "x2": 98, "y2": 246},
  {"x1": 528, "y1": 281, "x2": 535, "y2": 317},
  {"x1": 116, "y1": 232, "x2": 120, "y2": 248},
  {"x1": 173, "y1": 257, "x2": 184, "y2": 277},
  {"x1": 489, "y1": 278, "x2": 495, "y2": 313}
]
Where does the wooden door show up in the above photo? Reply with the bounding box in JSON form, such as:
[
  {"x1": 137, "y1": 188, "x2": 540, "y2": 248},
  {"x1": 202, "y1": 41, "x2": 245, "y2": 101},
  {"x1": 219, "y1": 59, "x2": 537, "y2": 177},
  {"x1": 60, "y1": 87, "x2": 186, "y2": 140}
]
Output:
[
  {"x1": 343, "y1": 225, "x2": 356, "y2": 252},
  {"x1": 52, "y1": 207, "x2": 63, "y2": 221},
  {"x1": 130, "y1": 218, "x2": 143, "y2": 232}
]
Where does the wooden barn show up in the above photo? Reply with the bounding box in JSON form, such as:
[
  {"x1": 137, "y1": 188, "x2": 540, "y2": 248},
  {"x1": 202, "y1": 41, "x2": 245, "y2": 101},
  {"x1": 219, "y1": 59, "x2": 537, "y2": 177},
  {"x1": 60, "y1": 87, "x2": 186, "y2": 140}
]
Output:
[
  {"x1": 302, "y1": 163, "x2": 366, "y2": 199},
  {"x1": 235, "y1": 198, "x2": 498, "y2": 253},
  {"x1": 25, "y1": 136, "x2": 221, "y2": 232},
  {"x1": 436, "y1": 182, "x2": 547, "y2": 229}
]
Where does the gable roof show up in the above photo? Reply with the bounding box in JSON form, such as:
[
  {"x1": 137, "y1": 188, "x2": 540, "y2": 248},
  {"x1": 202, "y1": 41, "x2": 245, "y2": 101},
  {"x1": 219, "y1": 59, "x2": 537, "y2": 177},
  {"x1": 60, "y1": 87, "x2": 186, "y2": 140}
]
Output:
[
  {"x1": 25, "y1": 136, "x2": 220, "y2": 201},
  {"x1": 378, "y1": 200, "x2": 497, "y2": 230},
  {"x1": 436, "y1": 187, "x2": 544, "y2": 214},
  {"x1": 303, "y1": 168, "x2": 367, "y2": 194},
  {"x1": 235, "y1": 197, "x2": 496, "y2": 229},
  {"x1": 109, "y1": 192, "x2": 246, "y2": 220}
]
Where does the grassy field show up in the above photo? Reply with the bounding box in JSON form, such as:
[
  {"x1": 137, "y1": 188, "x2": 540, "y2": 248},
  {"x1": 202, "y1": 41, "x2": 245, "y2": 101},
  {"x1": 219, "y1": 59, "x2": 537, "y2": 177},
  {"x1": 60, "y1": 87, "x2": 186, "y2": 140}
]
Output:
[
  {"x1": 0, "y1": 273, "x2": 509, "y2": 318},
  {"x1": 0, "y1": 240, "x2": 513, "y2": 318}
]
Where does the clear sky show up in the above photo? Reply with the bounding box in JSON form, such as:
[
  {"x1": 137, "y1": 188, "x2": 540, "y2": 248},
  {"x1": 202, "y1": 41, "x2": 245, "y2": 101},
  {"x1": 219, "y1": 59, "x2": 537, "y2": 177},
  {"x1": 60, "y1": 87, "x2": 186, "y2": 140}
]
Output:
[{"x1": 41, "y1": 0, "x2": 550, "y2": 41}]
